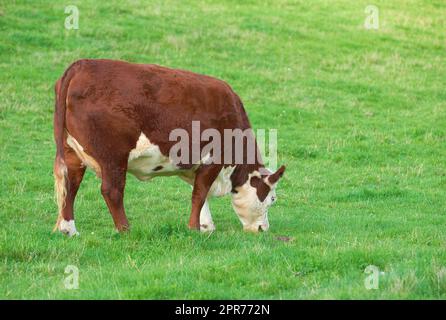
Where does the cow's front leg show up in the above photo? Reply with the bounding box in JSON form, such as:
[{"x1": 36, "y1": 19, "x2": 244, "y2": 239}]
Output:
[
  {"x1": 189, "y1": 165, "x2": 222, "y2": 230},
  {"x1": 200, "y1": 200, "x2": 216, "y2": 232},
  {"x1": 101, "y1": 165, "x2": 129, "y2": 232}
]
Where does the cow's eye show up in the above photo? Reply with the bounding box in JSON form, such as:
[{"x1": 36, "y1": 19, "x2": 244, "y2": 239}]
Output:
[{"x1": 271, "y1": 196, "x2": 276, "y2": 203}]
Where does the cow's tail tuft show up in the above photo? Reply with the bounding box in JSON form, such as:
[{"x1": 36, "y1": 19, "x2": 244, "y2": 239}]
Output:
[
  {"x1": 52, "y1": 61, "x2": 81, "y2": 232},
  {"x1": 53, "y1": 157, "x2": 68, "y2": 232}
]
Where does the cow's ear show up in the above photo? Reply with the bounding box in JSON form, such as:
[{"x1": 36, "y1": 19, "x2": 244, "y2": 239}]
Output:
[{"x1": 267, "y1": 165, "x2": 286, "y2": 185}]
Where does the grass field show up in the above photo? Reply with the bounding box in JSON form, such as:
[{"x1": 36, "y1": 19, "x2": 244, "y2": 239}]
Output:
[{"x1": 1, "y1": 0, "x2": 445, "y2": 299}]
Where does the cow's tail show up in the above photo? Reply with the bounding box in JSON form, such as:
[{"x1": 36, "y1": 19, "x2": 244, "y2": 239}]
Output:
[{"x1": 53, "y1": 61, "x2": 80, "y2": 232}]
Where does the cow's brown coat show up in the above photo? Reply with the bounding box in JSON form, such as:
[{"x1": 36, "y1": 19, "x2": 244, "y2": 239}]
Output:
[{"x1": 53, "y1": 59, "x2": 284, "y2": 232}]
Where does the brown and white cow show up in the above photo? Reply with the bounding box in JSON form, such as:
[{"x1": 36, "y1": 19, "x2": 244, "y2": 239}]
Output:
[{"x1": 53, "y1": 59, "x2": 285, "y2": 236}]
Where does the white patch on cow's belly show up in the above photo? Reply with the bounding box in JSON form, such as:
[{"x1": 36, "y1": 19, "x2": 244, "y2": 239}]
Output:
[{"x1": 127, "y1": 133, "x2": 180, "y2": 181}]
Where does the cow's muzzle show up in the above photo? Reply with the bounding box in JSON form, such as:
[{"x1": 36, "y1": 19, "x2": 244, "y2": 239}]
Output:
[{"x1": 243, "y1": 224, "x2": 269, "y2": 233}]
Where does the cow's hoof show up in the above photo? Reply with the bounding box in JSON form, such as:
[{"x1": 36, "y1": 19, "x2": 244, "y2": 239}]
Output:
[
  {"x1": 200, "y1": 223, "x2": 216, "y2": 233},
  {"x1": 115, "y1": 224, "x2": 130, "y2": 233},
  {"x1": 59, "y1": 219, "x2": 79, "y2": 237}
]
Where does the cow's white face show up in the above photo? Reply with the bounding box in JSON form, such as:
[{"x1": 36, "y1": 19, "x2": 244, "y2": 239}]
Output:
[{"x1": 231, "y1": 166, "x2": 285, "y2": 232}]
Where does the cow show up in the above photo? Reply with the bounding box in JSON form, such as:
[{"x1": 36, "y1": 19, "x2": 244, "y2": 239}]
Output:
[{"x1": 53, "y1": 59, "x2": 285, "y2": 236}]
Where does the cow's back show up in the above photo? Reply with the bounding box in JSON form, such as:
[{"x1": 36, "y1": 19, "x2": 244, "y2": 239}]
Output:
[{"x1": 63, "y1": 59, "x2": 252, "y2": 172}]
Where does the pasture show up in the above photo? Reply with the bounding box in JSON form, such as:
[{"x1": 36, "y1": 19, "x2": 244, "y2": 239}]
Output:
[{"x1": 0, "y1": 0, "x2": 445, "y2": 299}]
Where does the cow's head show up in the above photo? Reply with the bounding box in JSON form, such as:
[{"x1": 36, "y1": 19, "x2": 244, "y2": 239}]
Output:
[{"x1": 231, "y1": 165, "x2": 286, "y2": 232}]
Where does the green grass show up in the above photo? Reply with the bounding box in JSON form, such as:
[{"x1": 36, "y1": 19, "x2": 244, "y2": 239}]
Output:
[{"x1": 1, "y1": 0, "x2": 445, "y2": 299}]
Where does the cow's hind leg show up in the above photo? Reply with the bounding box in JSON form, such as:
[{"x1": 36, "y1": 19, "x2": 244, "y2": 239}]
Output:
[
  {"x1": 100, "y1": 163, "x2": 130, "y2": 232},
  {"x1": 54, "y1": 145, "x2": 86, "y2": 236}
]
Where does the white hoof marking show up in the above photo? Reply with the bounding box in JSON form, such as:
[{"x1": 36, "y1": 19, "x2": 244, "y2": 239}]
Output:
[
  {"x1": 200, "y1": 223, "x2": 216, "y2": 233},
  {"x1": 59, "y1": 219, "x2": 79, "y2": 237},
  {"x1": 199, "y1": 200, "x2": 215, "y2": 233}
]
